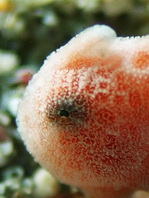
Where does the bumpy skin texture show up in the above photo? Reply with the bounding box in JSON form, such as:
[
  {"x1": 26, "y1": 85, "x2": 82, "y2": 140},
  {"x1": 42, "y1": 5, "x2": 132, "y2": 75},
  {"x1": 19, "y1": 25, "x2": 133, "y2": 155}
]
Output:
[{"x1": 17, "y1": 25, "x2": 149, "y2": 198}]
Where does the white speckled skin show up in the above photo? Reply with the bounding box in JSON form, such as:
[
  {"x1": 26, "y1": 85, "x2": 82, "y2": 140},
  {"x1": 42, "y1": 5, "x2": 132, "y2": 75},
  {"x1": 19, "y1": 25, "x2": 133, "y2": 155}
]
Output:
[{"x1": 17, "y1": 25, "x2": 149, "y2": 198}]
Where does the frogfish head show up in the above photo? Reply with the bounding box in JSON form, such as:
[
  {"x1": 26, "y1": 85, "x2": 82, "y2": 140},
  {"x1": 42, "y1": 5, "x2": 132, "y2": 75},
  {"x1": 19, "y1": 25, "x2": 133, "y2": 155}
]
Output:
[{"x1": 17, "y1": 25, "x2": 149, "y2": 196}]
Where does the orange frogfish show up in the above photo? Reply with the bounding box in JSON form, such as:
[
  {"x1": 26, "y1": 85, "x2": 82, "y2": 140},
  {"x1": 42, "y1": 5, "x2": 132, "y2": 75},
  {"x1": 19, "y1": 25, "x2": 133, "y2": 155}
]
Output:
[{"x1": 17, "y1": 25, "x2": 149, "y2": 198}]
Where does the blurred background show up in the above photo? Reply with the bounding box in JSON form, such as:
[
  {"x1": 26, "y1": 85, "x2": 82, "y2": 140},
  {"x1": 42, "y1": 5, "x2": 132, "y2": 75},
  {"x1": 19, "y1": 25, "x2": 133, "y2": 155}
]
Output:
[{"x1": 0, "y1": 0, "x2": 149, "y2": 197}]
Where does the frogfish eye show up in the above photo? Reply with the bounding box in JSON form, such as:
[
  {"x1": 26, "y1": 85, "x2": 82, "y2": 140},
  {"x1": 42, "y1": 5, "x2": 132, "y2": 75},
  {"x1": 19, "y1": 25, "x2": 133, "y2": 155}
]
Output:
[
  {"x1": 59, "y1": 109, "x2": 70, "y2": 117},
  {"x1": 46, "y1": 93, "x2": 91, "y2": 129}
]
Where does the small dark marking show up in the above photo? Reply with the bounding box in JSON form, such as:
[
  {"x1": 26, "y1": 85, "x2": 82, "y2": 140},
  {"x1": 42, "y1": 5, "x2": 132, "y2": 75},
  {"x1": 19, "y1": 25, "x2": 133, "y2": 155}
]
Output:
[{"x1": 59, "y1": 109, "x2": 70, "y2": 117}]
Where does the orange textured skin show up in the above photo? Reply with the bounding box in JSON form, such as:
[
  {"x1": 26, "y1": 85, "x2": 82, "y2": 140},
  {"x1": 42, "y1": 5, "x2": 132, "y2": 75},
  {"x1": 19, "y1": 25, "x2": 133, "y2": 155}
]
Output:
[{"x1": 17, "y1": 25, "x2": 149, "y2": 198}]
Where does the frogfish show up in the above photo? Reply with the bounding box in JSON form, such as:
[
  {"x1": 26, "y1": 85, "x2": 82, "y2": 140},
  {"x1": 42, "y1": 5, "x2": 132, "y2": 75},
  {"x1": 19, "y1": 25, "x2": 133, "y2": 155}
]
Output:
[{"x1": 17, "y1": 25, "x2": 149, "y2": 198}]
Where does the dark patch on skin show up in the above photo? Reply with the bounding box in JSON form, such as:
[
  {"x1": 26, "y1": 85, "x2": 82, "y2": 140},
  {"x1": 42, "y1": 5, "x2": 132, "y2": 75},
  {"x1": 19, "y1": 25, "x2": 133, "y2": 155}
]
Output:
[{"x1": 46, "y1": 92, "x2": 91, "y2": 131}]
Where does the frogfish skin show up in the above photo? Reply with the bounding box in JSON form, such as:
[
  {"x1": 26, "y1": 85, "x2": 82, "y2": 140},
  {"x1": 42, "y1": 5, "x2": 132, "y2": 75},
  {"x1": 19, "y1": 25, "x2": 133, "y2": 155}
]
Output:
[{"x1": 17, "y1": 25, "x2": 149, "y2": 198}]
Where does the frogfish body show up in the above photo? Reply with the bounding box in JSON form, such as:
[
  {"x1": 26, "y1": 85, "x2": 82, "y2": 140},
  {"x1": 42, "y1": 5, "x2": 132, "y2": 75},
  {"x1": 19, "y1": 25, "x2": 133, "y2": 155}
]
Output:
[{"x1": 17, "y1": 25, "x2": 149, "y2": 198}]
